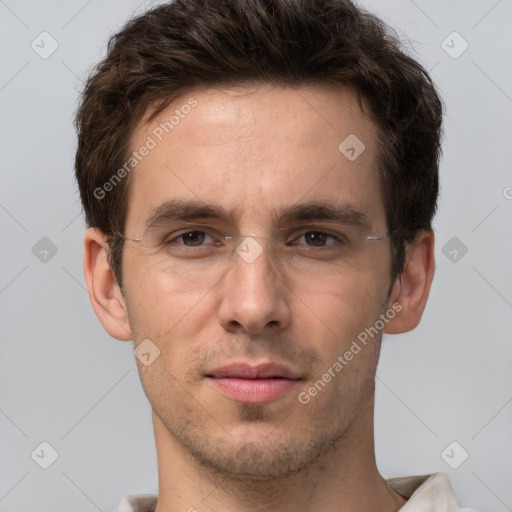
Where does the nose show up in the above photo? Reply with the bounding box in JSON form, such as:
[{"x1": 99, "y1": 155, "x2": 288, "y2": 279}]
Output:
[{"x1": 217, "y1": 236, "x2": 292, "y2": 334}]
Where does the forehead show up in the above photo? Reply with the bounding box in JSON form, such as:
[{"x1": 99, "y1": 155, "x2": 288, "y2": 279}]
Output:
[{"x1": 124, "y1": 85, "x2": 384, "y2": 232}]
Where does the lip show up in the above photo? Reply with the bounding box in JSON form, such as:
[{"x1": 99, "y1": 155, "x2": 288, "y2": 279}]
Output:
[
  {"x1": 206, "y1": 362, "x2": 302, "y2": 404},
  {"x1": 208, "y1": 362, "x2": 301, "y2": 380}
]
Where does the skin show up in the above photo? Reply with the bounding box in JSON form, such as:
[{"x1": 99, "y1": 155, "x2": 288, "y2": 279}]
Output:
[{"x1": 84, "y1": 84, "x2": 434, "y2": 511}]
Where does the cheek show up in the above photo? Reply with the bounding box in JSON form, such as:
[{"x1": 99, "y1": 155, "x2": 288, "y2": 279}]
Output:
[
  {"x1": 123, "y1": 254, "x2": 211, "y2": 335},
  {"x1": 305, "y1": 274, "x2": 386, "y2": 343},
  {"x1": 298, "y1": 281, "x2": 387, "y2": 396},
  {"x1": 299, "y1": 280, "x2": 385, "y2": 399}
]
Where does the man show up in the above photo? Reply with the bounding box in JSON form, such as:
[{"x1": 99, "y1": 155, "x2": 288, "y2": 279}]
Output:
[{"x1": 74, "y1": 0, "x2": 477, "y2": 510}]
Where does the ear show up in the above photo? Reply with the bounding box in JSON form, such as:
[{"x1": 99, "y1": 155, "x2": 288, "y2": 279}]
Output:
[
  {"x1": 83, "y1": 227, "x2": 132, "y2": 341},
  {"x1": 383, "y1": 230, "x2": 435, "y2": 335}
]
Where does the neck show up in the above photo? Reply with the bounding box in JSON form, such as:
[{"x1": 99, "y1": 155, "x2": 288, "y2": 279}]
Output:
[{"x1": 152, "y1": 401, "x2": 407, "y2": 512}]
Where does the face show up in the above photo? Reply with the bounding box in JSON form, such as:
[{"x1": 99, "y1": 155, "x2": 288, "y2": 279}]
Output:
[{"x1": 120, "y1": 85, "x2": 395, "y2": 479}]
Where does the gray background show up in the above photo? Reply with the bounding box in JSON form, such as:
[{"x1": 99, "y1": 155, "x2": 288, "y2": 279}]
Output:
[{"x1": 1, "y1": 0, "x2": 511, "y2": 511}]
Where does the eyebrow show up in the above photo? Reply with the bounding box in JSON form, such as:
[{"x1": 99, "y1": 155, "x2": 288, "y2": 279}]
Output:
[{"x1": 142, "y1": 198, "x2": 372, "y2": 233}]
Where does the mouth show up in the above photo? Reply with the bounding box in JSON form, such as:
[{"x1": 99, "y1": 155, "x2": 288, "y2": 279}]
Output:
[{"x1": 205, "y1": 362, "x2": 302, "y2": 405}]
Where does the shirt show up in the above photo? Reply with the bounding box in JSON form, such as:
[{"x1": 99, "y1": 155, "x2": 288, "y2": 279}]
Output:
[{"x1": 114, "y1": 472, "x2": 478, "y2": 512}]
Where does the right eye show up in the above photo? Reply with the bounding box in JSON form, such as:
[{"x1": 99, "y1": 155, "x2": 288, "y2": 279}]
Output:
[{"x1": 167, "y1": 230, "x2": 216, "y2": 247}]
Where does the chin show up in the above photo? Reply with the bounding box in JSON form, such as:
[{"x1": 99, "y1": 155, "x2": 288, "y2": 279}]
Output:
[{"x1": 171, "y1": 417, "x2": 344, "y2": 481}]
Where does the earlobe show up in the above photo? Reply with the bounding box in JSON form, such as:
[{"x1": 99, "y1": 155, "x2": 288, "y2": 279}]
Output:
[
  {"x1": 83, "y1": 228, "x2": 132, "y2": 341},
  {"x1": 383, "y1": 230, "x2": 435, "y2": 335}
]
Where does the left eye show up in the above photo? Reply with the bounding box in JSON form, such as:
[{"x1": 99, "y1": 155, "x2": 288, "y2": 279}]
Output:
[{"x1": 292, "y1": 231, "x2": 344, "y2": 247}]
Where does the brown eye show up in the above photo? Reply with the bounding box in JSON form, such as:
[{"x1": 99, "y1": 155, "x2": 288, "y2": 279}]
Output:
[
  {"x1": 179, "y1": 231, "x2": 207, "y2": 246},
  {"x1": 304, "y1": 231, "x2": 328, "y2": 246},
  {"x1": 293, "y1": 230, "x2": 345, "y2": 247}
]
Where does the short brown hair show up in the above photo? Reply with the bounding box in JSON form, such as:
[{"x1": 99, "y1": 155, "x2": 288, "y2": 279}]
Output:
[{"x1": 74, "y1": 0, "x2": 443, "y2": 291}]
